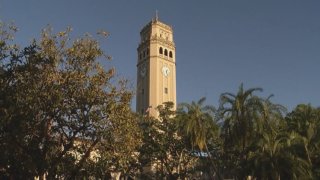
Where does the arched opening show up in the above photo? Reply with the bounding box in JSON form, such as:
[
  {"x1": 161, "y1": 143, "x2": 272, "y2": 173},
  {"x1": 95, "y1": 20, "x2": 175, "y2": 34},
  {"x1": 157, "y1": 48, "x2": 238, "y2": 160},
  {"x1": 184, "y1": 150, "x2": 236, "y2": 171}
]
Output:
[
  {"x1": 164, "y1": 49, "x2": 168, "y2": 56},
  {"x1": 169, "y1": 51, "x2": 173, "y2": 58},
  {"x1": 159, "y1": 47, "x2": 163, "y2": 54}
]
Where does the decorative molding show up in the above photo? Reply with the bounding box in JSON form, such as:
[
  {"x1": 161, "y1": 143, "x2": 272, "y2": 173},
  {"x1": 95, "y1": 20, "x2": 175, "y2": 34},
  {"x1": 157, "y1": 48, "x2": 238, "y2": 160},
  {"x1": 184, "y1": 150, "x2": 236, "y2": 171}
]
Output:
[
  {"x1": 140, "y1": 19, "x2": 173, "y2": 35},
  {"x1": 149, "y1": 55, "x2": 176, "y2": 64},
  {"x1": 150, "y1": 36, "x2": 175, "y2": 48},
  {"x1": 152, "y1": 21, "x2": 172, "y2": 32}
]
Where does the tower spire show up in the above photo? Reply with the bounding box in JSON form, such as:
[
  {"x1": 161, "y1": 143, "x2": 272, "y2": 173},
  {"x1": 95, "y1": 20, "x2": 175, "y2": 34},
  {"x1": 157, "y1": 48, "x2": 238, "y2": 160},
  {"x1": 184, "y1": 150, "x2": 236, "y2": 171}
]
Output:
[{"x1": 155, "y1": 10, "x2": 159, "y2": 21}]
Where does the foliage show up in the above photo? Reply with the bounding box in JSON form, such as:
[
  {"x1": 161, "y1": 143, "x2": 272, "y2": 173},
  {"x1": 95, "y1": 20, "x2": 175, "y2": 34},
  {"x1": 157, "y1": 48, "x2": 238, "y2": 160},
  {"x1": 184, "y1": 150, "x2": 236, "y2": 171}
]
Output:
[
  {"x1": 0, "y1": 23, "x2": 140, "y2": 179},
  {"x1": 218, "y1": 84, "x2": 265, "y2": 178},
  {"x1": 176, "y1": 97, "x2": 221, "y2": 179},
  {"x1": 177, "y1": 97, "x2": 218, "y2": 151},
  {"x1": 285, "y1": 104, "x2": 320, "y2": 178},
  {"x1": 138, "y1": 102, "x2": 197, "y2": 179}
]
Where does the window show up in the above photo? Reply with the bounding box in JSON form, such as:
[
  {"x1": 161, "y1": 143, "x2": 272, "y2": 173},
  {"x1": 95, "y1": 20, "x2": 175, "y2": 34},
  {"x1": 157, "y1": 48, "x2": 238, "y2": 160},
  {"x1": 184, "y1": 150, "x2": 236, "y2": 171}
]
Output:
[
  {"x1": 164, "y1": 49, "x2": 168, "y2": 56},
  {"x1": 169, "y1": 51, "x2": 173, "y2": 58},
  {"x1": 159, "y1": 47, "x2": 163, "y2": 54},
  {"x1": 142, "y1": 89, "x2": 144, "y2": 95},
  {"x1": 164, "y1": 88, "x2": 168, "y2": 94}
]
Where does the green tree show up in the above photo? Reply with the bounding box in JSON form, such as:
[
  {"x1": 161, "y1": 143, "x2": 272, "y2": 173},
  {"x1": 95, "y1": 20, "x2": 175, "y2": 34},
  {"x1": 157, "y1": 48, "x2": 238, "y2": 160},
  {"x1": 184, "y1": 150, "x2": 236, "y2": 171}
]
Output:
[
  {"x1": 0, "y1": 24, "x2": 140, "y2": 179},
  {"x1": 177, "y1": 97, "x2": 218, "y2": 151},
  {"x1": 177, "y1": 97, "x2": 221, "y2": 179},
  {"x1": 247, "y1": 130, "x2": 311, "y2": 179},
  {"x1": 90, "y1": 107, "x2": 142, "y2": 179},
  {"x1": 218, "y1": 84, "x2": 265, "y2": 178},
  {"x1": 285, "y1": 104, "x2": 320, "y2": 178},
  {"x1": 219, "y1": 84, "x2": 263, "y2": 151},
  {"x1": 246, "y1": 99, "x2": 311, "y2": 179},
  {"x1": 139, "y1": 102, "x2": 197, "y2": 179}
]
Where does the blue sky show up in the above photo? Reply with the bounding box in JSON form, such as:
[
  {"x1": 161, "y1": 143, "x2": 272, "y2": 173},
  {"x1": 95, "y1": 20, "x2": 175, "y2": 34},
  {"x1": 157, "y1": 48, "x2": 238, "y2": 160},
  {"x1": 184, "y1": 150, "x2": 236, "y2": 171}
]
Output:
[{"x1": 1, "y1": 0, "x2": 319, "y2": 111}]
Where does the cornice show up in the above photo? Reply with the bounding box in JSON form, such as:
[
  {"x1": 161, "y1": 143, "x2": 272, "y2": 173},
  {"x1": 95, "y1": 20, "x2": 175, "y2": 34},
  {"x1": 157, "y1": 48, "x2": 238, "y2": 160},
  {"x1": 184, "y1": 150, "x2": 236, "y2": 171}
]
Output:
[
  {"x1": 150, "y1": 55, "x2": 175, "y2": 63},
  {"x1": 140, "y1": 19, "x2": 172, "y2": 35},
  {"x1": 153, "y1": 21, "x2": 172, "y2": 32},
  {"x1": 138, "y1": 37, "x2": 175, "y2": 50},
  {"x1": 150, "y1": 36, "x2": 175, "y2": 48}
]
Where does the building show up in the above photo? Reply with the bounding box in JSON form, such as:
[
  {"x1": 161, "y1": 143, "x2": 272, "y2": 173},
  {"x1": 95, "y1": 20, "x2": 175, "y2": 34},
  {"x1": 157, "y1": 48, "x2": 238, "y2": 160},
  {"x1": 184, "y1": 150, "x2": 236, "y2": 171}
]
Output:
[{"x1": 136, "y1": 16, "x2": 177, "y2": 117}]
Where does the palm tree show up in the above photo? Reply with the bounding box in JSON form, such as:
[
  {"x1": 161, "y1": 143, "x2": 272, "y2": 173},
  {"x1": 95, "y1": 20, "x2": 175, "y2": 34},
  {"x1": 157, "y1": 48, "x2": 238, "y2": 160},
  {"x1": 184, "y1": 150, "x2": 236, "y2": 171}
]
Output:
[
  {"x1": 219, "y1": 83, "x2": 263, "y2": 153},
  {"x1": 176, "y1": 97, "x2": 220, "y2": 179},
  {"x1": 286, "y1": 104, "x2": 320, "y2": 178},
  {"x1": 218, "y1": 84, "x2": 265, "y2": 178},
  {"x1": 248, "y1": 130, "x2": 312, "y2": 179},
  {"x1": 247, "y1": 102, "x2": 312, "y2": 179},
  {"x1": 177, "y1": 97, "x2": 217, "y2": 151},
  {"x1": 259, "y1": 95, "x2": 287, "y2": 131}
]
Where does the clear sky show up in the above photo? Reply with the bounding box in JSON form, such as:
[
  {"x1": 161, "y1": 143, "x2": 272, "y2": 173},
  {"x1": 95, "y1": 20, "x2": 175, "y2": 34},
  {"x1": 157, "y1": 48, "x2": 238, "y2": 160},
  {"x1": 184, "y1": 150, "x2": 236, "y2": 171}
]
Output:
[{"x1": 1, "y1": 0, "x2": 319, "y2": 111}]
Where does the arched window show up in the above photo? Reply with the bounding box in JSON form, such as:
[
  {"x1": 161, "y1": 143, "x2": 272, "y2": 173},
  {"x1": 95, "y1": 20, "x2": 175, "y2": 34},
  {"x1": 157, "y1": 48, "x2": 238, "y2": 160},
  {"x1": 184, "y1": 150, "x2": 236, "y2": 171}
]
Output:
[
  {"x1": 159, "y1": 47, "x2": 163, "y2": 54},
  {"x1": 169, "y1": 51, "x2": 173, "y2": 58},
  {"x1": 164, "y1": 49, "x2": 168, "y2": 56}
]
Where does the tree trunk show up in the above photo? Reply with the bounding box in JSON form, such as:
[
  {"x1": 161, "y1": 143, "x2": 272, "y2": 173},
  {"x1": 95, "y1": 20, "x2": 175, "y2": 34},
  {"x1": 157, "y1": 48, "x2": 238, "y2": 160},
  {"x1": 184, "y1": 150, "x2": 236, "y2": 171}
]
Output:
[
  {"x1": 68, "y1": 138, "x2": 99, "y2": 179},
  {"x1": 177, "y1": 150, "x2": 184, "y2": 176},
  {"x1": 111, "y1": 172, "x2": 121, "y2": 180},
  {"x1": 205, "y1": 142, "x2": 223, "y2": 180}
]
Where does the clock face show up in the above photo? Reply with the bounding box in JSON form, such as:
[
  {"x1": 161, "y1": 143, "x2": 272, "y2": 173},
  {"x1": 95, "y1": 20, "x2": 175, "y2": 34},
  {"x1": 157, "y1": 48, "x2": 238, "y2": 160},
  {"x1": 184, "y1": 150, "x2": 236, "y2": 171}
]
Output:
[
  {"x1": 140, "y1": 65, "x2": 146, "y2": 77},
  {"x1": 162, "y1": 66, "x2": 170, "y2": 77}
]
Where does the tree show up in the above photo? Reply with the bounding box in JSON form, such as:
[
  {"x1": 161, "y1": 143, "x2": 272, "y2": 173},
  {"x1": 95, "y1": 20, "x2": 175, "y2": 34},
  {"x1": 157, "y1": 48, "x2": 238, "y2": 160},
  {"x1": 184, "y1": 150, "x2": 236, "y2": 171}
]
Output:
[
  {"x1": 218, "y1": 84, "x2": 265, "y2": 178},
  {"x1": 285, "y1": 104, "x2": 320, "y2": 178},
  {"x1": 91, "y1": 107, "x2": 142, "y2": 179},
  {"x1": 246, "y1": 100, "x2": 311, "y2": 179},
  {"x1": 177, "y1": 97, "x2": 218, "y2": 151},
  {"x1": 177, "y1": 97, "x2": 221, "y2": 179},
  {"x1": 138, "y1": 102, "x2": 197, "y2": 179},
  {"x1": 247, "y1": 129, "x2": 312, "y2": 179},
  {"x1": 0, "y1": 24, "x2": 140, "y2": 179},
  {"x1": 219, "y1": 84, "x2": 263, "y2": 151}
]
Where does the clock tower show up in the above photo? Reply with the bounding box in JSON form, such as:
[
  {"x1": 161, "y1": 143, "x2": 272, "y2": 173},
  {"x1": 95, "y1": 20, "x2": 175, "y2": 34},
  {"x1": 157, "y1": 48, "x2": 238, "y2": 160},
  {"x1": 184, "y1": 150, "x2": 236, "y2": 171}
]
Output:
[{"x1": 136, "y1": 16, "x2": 176, "y2": 117}]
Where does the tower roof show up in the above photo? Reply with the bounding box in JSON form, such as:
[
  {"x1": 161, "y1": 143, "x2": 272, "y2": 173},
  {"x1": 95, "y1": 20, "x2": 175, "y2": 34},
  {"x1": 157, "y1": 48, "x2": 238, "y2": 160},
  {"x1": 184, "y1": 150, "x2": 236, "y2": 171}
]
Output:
[{"x1": 140, "y1": 14, "x2": 173, "y2": 34}]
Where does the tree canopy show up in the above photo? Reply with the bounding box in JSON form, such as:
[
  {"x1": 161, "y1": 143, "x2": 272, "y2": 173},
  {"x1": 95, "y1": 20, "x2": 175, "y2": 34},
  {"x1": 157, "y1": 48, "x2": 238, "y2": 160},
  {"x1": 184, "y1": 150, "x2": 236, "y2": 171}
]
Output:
[{"x1": 0, "y1": 23, "x2": 141, "y2": 179}]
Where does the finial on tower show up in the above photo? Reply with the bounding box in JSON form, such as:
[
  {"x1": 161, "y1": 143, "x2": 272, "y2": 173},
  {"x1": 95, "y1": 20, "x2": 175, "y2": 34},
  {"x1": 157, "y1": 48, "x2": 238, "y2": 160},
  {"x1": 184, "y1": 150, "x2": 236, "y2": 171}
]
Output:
[{"x1": 155, "y1": 10, "x2": 159, "y2": 21}]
